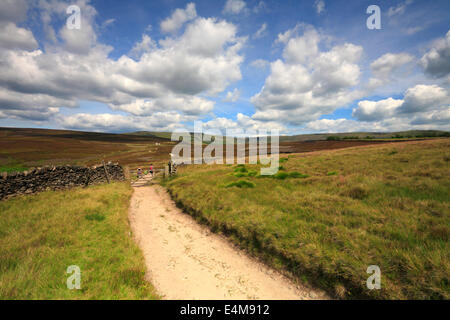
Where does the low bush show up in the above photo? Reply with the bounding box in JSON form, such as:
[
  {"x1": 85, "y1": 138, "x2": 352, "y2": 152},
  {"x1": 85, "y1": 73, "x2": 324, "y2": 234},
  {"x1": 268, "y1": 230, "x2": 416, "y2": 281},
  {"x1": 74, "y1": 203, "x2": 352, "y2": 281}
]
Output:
[
  {"x1": 289, "y1": 171, "x2": 309, "y2": 178},
  {"x1": 274, "y1": 172, "x2": 289, "y2": 180},
  {"x1": 225, "y1": 180, "x2": 255, "y2": 188}
]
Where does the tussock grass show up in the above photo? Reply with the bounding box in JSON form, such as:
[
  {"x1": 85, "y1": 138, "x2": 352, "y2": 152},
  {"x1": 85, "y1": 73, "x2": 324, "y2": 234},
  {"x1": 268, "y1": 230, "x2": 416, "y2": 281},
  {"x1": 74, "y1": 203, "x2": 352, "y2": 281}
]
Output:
[
  {"x1": 0, "y1": 182, "x2": 158, "y2": 299},
  {"x1": 163, "y1": 139, "x2": 450, "y2": 299},
  {"x1": 225, "y1": 180, "x2": 255, "y2": 188}
]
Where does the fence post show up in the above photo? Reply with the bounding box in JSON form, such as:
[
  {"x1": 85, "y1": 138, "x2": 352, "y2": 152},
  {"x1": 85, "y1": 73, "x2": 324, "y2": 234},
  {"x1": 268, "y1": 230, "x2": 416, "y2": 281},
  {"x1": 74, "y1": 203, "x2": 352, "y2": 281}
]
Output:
[{"x1": 102, "y1": 160, "x2": 111, "y2": 184}]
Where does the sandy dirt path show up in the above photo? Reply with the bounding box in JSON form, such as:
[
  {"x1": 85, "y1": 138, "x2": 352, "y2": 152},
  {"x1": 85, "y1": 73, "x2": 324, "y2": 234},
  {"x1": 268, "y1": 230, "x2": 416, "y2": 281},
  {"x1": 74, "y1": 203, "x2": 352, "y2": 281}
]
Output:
[{"x1": 129, "y1": 180, "x2": 328, "y2": 300}]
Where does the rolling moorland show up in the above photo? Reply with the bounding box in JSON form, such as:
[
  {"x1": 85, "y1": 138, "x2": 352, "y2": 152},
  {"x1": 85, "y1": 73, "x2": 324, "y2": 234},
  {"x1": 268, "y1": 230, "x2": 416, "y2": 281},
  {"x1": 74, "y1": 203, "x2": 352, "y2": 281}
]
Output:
[
  {"x1": 163, "y1": 139, "x2": 449, "y2": 299},
  {"x1": 0, "y1": 127, "x2": 449, "y2": 299}
]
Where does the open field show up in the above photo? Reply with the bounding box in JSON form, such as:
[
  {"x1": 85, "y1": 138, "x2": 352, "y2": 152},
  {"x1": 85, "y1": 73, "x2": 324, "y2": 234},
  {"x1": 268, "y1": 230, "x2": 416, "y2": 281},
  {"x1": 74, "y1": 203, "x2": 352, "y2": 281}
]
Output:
[
  {"x1": 0, "y1": 127, "x2": 175, "y2": 172},
  {"x1": 0, "y1": 182, "x2": 158, "y2": 299},
  {"x1": 0, "y1": 127, "x2": 429, "y2": 173},
  {"x1": 163, "y1": 139, "x2": 450, "y2": 299}
]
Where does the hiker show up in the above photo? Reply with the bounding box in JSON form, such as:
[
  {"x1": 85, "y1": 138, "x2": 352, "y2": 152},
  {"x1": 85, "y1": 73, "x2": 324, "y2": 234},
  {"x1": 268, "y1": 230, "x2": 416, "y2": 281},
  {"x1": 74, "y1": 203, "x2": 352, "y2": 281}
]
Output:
[
  {"x1": 137, "y1": 168, "x2": 142, "y2": 179},
  {"x1": 149, "y1": 164, "x2": 154, "y2": 177}
]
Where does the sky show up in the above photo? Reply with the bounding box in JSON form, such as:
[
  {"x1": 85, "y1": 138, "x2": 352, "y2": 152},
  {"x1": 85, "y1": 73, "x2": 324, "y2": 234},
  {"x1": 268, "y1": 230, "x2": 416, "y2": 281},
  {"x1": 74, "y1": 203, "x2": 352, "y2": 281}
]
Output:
[{"x1": 0, "y1": 0, "x2": 449, "y2": 134}]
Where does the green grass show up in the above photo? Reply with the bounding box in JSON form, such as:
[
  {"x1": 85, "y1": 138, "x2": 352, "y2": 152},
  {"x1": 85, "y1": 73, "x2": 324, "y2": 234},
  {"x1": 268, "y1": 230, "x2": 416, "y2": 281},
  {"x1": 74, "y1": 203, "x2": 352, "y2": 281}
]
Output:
[
  {"x1": 0, "y1": 160, "x2": 28, "y2": 173},
  {"x1": 163, "y1": 139, "x2": 450, "y2": 299},
  {"x1": 0, "y1": 182, "x2": 158, "y2": 299},
  {"x1": 225, "y1": 180, "x2": 255, "y2": 188}
]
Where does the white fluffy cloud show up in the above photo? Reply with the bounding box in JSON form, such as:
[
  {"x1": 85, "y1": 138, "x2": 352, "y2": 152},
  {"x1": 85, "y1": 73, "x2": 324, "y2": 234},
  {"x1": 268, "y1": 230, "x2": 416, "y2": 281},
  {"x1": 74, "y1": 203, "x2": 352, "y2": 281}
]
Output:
[
  {"x1": 353, "y1": 98, "x2": 404, "y2": 121},
  {"x1": 204, "y1": 113, "x2": 285, "y2": 133},
  {"x1": 399, "y1": 84, "x2": 449, "y2": 114},
  {"x1": 353, "y1": 84, "x2": 449, "y2": 121},
  {"x1": 303, "y1": 115, "x2": 450, "y2": 133},
  {"x1": 160, "y1": 2, "x2": 197, "y2": 34},
  {"x1": 350, "y1": 84, "x2": 450, "y2": 131},
  {"x1": 109, "y1": 95, "x2": 214, "y2": 116},
  {"x1": 370, "y1": 53, "x2": 414, "y2": 80},
  {"x1": 0, "y1": 1, "x2": 245, "y2": 129},
  {"x1": 0, "y1": 22, "x2": 38, "y2": 51},
  {"x1": 420, "y1": 30, "x2": 450, "y2": 79},
  {"x1": 57, "y1": 112, "x2": 190, "y2": 132},
  {"x1": 251, "y1": 27, "x2": 363, "y2": 125}
]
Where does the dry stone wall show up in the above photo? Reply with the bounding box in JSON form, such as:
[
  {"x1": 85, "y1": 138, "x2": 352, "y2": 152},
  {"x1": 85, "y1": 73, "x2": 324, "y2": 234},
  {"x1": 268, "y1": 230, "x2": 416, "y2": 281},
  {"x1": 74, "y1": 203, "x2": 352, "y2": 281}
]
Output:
[{"x1": 0, "y1": 163, "x2": 125, "y2": 200}]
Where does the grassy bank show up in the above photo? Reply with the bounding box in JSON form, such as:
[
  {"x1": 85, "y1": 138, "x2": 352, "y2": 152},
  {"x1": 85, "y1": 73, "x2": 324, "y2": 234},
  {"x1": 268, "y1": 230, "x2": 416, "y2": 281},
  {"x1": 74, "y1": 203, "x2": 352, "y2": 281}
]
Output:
[
  {"x1": 0, "y1": 182, "x2": 158, "y2": 299},
  {"x1": 163, "y1": 139, "x2": 449, "y2": 299}
]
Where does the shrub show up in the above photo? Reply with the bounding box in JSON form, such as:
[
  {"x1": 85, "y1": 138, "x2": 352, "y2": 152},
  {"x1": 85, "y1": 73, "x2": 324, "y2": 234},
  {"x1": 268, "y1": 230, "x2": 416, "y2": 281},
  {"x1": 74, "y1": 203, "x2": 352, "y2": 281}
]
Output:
[
  {"x1": 226, "y1": 180, "x2": 255, "y2": 188},
  {"x1": 279, "y1": 157, "x2": 289, "y2": 163},
  {"x1": 278, "y1": 166, "x2": 285, "y2": 171},
  {"x1": 327, "y1": 171, "x2": 338, "y2": 176},
  {"x1": 234, "y1": 166, "x2": 248, "y2": 173},
  {"x1": 247, "y1": 170, "x2": 258, "y2": 177},
  {"x1": 85, "y1": 213, "x2": 106, "y2": 221},
  {"x1": 289, "y1": 172, "x2": 309, "y2": 178},
  {"x1": 326, "y1": 136, "x2": 341, "y2": 141},
  {"x1": 234, "y1": 172, "x2": 247, "y2": 178},
  {"x1": 274, "y1": 172, "x2": 289, "y2": 180}
]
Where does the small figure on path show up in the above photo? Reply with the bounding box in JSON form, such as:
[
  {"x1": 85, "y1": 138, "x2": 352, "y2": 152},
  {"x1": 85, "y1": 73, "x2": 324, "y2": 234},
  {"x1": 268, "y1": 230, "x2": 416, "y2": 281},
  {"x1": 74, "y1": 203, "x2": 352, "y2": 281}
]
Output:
[
  {"x1": 137, "y1": 168, "x2": 142, "y2": 179},
  {"x1": 149, "y1": 164, "x2": 154, "y2": 177}
]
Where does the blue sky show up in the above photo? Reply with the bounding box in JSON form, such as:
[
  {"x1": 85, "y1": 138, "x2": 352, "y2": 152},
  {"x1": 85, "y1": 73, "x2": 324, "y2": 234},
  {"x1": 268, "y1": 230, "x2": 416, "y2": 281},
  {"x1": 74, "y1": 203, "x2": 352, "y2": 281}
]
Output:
[{"x1": 0, "y1": 0, "x2": 449, "y2": 134}]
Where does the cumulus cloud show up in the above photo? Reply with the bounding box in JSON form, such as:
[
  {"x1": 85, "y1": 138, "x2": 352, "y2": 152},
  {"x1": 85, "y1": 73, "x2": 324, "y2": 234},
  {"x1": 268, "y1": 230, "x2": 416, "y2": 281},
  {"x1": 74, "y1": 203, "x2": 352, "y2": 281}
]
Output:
[
  {"x1": 0, "y1": 1, "x2": 245, "y2": 129},
  {"x1": 0, "y1": 22, "x2": 38, "y2": 51},
  {"x1": 109, "y1": 95, "x2": 214, "y2": 116},
  {"x1": 204, "y1": 113, "x2": 285, "y2": 133},
  {"x1": 420, "y1": 30, "x2": 450, "y2": 78},
  {"x1": 351, "y1": 84, "x2": 450, "y2": 130},
  {"x1": 368, "y1": 52, "x2": 415, "y2": 89},
  {"x1": 160, "y1": 2, "x2": 197, "y2": 34},
  {"x1": 223, "y1": 0, "x2": 247, "y2": 15},
  {"x1": 370, "y1": 53, "x2": 414, "y2": 79},
  {"x1": 353, "y1": 98, "x2": 404, "y2": 121},
  {"x1": 399, "y1": 84, "x2": 449, "y2": 114},
  {"x1": 0, "y1": 0, "x2": 28, "y2": 23},
  {"x1": 56, "y1": 112, "x2": 190, "y2": 133},
  {"x1": 128, "y1": 34, "x2": 156, "y2": 59},
  {"x1": 251, "y1": 26, "x2": 363, "y2": 125},
  {"x1": 303, "y1": 115, "x2": 450, "y2": 133}
]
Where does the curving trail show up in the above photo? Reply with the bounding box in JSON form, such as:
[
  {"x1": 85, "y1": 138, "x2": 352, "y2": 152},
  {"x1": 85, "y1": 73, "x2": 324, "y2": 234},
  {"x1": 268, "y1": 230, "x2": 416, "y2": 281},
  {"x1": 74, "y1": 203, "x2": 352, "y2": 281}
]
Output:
[{"x1": 129, "y1": 178, "x2": 328, "y2": 300}]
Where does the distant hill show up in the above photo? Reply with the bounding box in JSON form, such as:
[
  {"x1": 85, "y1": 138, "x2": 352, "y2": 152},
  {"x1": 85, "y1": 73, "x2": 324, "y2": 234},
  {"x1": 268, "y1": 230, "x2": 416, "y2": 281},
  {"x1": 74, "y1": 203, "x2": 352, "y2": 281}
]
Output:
[
  {"x1": 129, "y1": 129, "x2": 449, "y2": 143},
  {"x1": 279, "y1": 130, "x2": 449, "y2": 142},
  {"x1": 127, "y1": 131, "x2": 173, "y2": 140}
]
